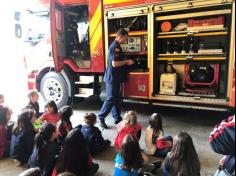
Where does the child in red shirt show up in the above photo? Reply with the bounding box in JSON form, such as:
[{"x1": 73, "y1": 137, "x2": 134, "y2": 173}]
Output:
[
  {"x1": 115, "y1": 111, "x2": 142, "y2": 150},
  {"x1": 39, "y1": 100, "x2": 59, "y2": 126}
]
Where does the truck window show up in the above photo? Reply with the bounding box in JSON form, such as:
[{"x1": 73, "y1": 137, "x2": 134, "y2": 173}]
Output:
[
  {"x1": 64, "y1": 5, "x2": 91, "y2": 69},
  {"x1": 23, "y1": 9, "x2": 50, "y2": 45}
]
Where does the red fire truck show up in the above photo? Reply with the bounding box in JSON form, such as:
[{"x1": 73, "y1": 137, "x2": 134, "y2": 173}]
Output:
[{"x1": 24, "y1": 0, "x2": 235, "y2": 111}]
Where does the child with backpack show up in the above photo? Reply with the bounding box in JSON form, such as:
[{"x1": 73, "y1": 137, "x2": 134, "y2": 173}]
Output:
[
  {"x1": 145, "y1": 113, "x2": 173, "y2": 157},
  {"x1": 10, "y1": 109, "x2": 36, "y2": 165},
  {"x1": 57, "y1": 106, "x2": 73, "y2": 144},
  {"x1": 115, "y1": 111, "x2": 142, "y2": 150},
  {"x1": 163, "y1": 132, "x2": 201, "y2": 176},
  {"x1": 0, "y1": 107, "x2": 11, "y2": 158},
  {"x1": 81, "y1": 113, "x2": 111, "y2": 156},
  {"x1": 28, "y1": 123, "x2": 59, "y2": 176}
]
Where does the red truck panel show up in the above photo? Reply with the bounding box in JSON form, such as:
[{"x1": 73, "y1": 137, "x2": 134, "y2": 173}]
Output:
[{"x1": 123, "y1": 74, "x2": 149, "y2": 98}]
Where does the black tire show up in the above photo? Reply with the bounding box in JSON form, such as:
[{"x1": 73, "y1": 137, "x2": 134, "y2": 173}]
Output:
[{"x1": 40, "y1": 72, "x2": 69, "y2": 109}]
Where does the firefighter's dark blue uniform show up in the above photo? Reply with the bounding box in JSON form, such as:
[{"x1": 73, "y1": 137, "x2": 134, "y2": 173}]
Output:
[{"x1": 98, "y1": 40, "x2": 126, "y2": 123}]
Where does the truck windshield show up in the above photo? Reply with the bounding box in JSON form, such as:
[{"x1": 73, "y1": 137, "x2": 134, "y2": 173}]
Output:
[{"x1": 23, "y1": 9, "x2": 50, "y2": 45}]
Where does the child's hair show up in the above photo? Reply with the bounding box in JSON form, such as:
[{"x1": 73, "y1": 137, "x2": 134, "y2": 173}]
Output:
[
  {"x1": 12, "y1": 109, "x2": 35, "y2": 135},
  {"x1": 27, "y1": 90, "x2": 39, "y2": 99},
  {"x1": 84, "y1": 113, "x2": 97, "y2": 126},
  {"x1": 59, "y1": 106, "x2": 73, "y2": 122},
  {"x1": 56, "y1": 128, "x2": 90, "y2": 175},
  {"x1": 19, "y1": 168, "x2": 41, "y2": 176},
  {"x1": 123, "y1": 111, "x2": 137, "y2": 126},
  {"x1": 149, "y1": 113, "x2": 163, "y2": 144},
  {"x1": 120, "y1": 134, "x2": 143, "y2": 170},
  {"x1": 35, "y1": 123, "x2": 56, "y2": 169},
  {"x1": 169, "y1": 132, "x2": 200, "y2": 176},
  {"x1": 0, "y1": 107, "x2": 9, "y2": 125},
  {"x1": 45, "y1": 100, "x2": 58, "y2": 114}
]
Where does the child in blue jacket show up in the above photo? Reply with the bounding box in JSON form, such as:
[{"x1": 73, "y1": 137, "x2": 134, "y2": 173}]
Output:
[
  {"x1": 81, "y1": 113, "x2": 111, "y2": 156},
  {"x1": 209, "y1": 115, "x2": 235, "y2": 176}
]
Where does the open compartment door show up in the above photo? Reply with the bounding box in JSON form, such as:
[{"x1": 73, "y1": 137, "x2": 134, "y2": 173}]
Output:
[{"x1": 50, "y1": 0, "x2": 65, "y2": 72}]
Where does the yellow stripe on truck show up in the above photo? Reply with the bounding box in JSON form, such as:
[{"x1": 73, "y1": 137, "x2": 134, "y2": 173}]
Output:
[
  {"x1": 90, "y1": 21, "x2": 102, "y2": 52},
  {"x1": 90, "y1": 2, "x2": 102, "y2": 40},
  {"x1": 104, "y1": 0, "x2": 132, "y2": 5}
]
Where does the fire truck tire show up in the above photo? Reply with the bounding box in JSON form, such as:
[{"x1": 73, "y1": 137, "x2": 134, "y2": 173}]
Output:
[{"x1": 40, "y1": 72, "x2": 69, "y2": 109}]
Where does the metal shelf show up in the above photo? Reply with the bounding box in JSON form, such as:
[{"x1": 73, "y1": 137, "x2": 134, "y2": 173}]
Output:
[
  {"x1": 158, "y1": 28, "x2": 226, "y2": 35},
  {"x1": 124, "y1": 52, "x2": 148, "y2": 55},
  {"x1": 157, "y1": 57, "x2": 226, "y2": 61},
  {"x1": 109, "y1": 30, "x2": 148, "y2": 37},
  {"x1": 159, "y1": 53, "x2": 225, "y2": 57},
  {"x1": 157, "y1": 31, "x2": 228, "y2": 39}
]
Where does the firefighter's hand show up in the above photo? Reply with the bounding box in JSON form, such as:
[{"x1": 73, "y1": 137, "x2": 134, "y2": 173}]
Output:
[{"x1": 126, "y1": 59, "x2": 135, "y2": 66}]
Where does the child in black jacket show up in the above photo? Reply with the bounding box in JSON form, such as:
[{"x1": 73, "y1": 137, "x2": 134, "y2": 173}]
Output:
[
  {"x1": 10, "y1": 109, "x2": 36, "y2": 165},
  {"x1": 28, "y1": 123, "x2": 59, "y2": 176},
  {"x1": 81, "y1": 113, "x2": 111, "y2": 156}
]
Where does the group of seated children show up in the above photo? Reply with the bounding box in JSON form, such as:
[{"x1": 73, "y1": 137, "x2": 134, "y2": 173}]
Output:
[
  {"x1": 113, "y1": 110, "x2": 200, "y2": 176},
  {"x1": 3, "y1": 90, "x2": 232, "y2": 176},
  {"x1": 0, "y1": 90, "x2": 110, "y2": 176}
]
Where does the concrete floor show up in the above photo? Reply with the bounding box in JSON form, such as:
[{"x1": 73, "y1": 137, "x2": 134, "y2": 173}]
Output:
[{"x1": 0, "y1": 99, "x2": 234, "y2": 176}]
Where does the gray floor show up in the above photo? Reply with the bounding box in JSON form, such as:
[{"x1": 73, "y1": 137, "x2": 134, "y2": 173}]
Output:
[{"x1": 0, "y1": 99, "x2": 233, "y2": 176}]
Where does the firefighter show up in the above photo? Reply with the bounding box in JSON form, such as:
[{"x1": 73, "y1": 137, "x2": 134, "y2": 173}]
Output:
[{"x1": 98, "y1": 29, "x2": 134, "y2": 129}]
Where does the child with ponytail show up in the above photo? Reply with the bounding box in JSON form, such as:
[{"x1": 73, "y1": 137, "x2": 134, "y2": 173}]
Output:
[
  {"x1": 145, "y1": 113, "x2": 173, "y2": 157},
  {"x1": 28, "y1": 123, "x2": 59, "y2": 176},
  {"x1": 57, "y1": 106, "x2": 73, "y2": 144}
]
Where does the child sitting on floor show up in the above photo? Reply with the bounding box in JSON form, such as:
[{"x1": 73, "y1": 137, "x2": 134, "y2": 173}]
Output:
[
  {"x1": 115, "y1": 111, "x2": 142, "y2": 150},
  {"x1": 163, "y1": 132, "x2": 201, "y2": 176},
  {"x1": 38, "y1": 100, "x2": 59, "y2": 126},
  {"x1": 145, "y1": 113, "x2": 173, "y2": 157},
  {"x1": 26, "y1": 90, "x2": 42, "y2": 118},
  {"x1": 0, "y1": 107, "x2": 11, "y2": 158},
  {"x1": 10, "y1": 109, "x2": 36, "y2": 165},
  {"x1": 57, "y1": 106, "x2": 73, "y2": 144},
  {"x1": 55, "y1": 128, "x2": 99, "y2": 176},
  {"x1": 28, "y1": 123, "x2": 59, "y2": 176},
  {"x1": 114, "y1": 134, "x2": 161, "y2": 176},
  {"x1": 81, "y1": 113, "x2": 111, "y2": 156}
]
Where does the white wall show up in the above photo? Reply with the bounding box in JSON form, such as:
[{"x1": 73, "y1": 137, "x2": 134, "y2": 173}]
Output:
[{"x1": 0, "y1": 0, "x2": 28, "y2": 120}]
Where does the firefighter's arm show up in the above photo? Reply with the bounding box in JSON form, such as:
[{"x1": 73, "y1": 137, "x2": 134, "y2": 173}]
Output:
[
  {"x1": 208, "y1": 115, "x2": 235, "y2": 156},
  {"x1": 112, "y1": 60, "x2": 134, "y2": 67},
  {"x1": 111, "y1": 47, "x2": 134, "y2": 67}
]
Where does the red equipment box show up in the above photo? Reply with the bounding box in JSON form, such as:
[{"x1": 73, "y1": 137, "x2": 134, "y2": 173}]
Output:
[
  {"x1": 188, "y1": 16, "x2": 224, "y2": 27},
  {"x1": 123, "y1": 73, "x2": 149, "y2": 98}
]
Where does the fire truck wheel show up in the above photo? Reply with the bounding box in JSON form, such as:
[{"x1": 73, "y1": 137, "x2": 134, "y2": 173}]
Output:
[{"x1": 40, "y1": 72, "x2": 69, "y2": 109}]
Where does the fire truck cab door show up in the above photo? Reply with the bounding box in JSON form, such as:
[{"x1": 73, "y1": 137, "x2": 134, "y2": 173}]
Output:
[{"x1": 50, "y1": 0, "x2": 65, "y2": 72}]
